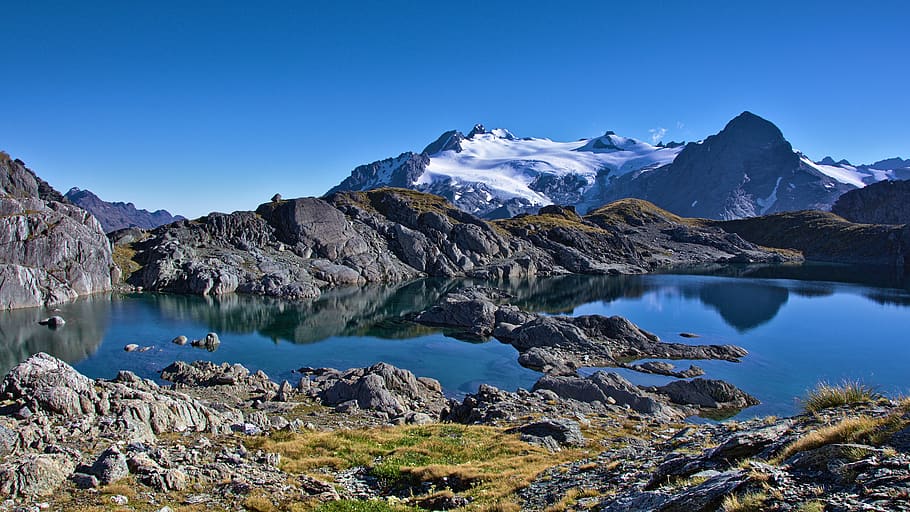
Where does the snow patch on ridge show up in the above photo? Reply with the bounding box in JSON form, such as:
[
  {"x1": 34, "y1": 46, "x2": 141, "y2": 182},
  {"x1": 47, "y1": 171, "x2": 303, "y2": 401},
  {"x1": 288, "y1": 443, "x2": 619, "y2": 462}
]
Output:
[
  {"x1": 756, "y1": 177, "x2": 782, "y2": 214},
  {"x1": 417, "y1": 129, "x2": 682, "y2": 207}
]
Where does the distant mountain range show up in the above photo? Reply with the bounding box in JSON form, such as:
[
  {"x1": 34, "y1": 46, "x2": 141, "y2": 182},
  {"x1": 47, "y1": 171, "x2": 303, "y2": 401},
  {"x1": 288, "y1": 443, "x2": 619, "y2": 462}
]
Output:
[
  {"x1": 64, "y1": 188, "x2": 184, "y2": 233},
  {"x1": 328, "y1": 112, "x2": 909, "y2": 220}
]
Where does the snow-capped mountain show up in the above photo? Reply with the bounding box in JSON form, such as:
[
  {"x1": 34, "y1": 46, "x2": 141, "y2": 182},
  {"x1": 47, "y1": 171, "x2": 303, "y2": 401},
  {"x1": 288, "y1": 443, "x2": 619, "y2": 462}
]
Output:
[
  {"x1": 806, "y1": 156, "x2": 910, "y2": 188},
  {"x1": 328, "y1": 124, "x2": 682, "y2": 218},
  {"x1": 327, "y1": 114, "x2": 906, "y2": 220}
]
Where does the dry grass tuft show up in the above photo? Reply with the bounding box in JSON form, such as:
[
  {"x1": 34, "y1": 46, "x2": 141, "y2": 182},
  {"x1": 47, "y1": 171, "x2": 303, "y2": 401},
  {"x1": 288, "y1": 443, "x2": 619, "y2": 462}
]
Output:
[
  {"x1": 775, "y1": 415, "x2": 887, "y2": 462},
  {"x1": 721, "y1": 491, "x2": 768, "y2": 512},
  {"x1": 803, "y1": 380, "x2": 880, "y2": 413},
  {"x1": 796, "y1": 500, "x2": 826, "y2": 512},
  {"x1": 112, "y1": 244, "x2": 142, "y2": 281}
]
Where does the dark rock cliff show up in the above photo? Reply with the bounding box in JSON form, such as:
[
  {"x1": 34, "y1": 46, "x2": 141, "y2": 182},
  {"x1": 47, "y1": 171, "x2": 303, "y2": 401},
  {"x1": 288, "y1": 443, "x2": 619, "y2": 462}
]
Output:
[{"x1": 831, "y1": 180, "x2": 910, "y2": 225}]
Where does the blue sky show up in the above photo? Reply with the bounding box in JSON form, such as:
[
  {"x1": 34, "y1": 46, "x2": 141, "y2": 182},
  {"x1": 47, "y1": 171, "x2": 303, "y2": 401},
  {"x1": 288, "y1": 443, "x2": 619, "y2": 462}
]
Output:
[{"x1": 1, "y1": 1, "x2": 907, "y2": 218}]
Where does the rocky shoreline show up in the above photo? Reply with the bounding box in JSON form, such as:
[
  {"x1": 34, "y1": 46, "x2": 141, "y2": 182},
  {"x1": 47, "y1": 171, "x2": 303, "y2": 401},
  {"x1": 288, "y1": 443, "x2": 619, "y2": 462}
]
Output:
[
  {"x1": 0, "y1": 352, "x2": 907, "y2": 511},
  {"x1": 0, "y1": 290, "x2": 903, "y2": 511}
]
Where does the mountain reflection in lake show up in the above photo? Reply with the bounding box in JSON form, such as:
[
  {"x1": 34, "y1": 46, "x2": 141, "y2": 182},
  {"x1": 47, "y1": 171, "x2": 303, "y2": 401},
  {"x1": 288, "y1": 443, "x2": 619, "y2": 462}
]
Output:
[{"x1": 0, "y1": 264, "x2": 907, "y2": 418}]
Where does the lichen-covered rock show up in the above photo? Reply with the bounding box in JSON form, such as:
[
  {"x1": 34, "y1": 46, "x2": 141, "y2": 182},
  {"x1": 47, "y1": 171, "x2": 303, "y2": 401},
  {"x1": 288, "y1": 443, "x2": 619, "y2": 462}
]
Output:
[
  {"x1": 161, "y1": 361, "x2": 276, "y2": 390},
  {"x1": 0, "y1": 453, "x2": 76, "y2": 497},
  {"x1": 90, "y1": 446, "x2": 129, "y2": 485}
]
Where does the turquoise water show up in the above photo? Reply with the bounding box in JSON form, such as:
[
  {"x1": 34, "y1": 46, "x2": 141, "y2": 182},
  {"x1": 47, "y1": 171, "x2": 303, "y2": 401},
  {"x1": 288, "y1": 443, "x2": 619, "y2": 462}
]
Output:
[{"x1": 1, "y1": 265, "x2": 908, "y2": 418}]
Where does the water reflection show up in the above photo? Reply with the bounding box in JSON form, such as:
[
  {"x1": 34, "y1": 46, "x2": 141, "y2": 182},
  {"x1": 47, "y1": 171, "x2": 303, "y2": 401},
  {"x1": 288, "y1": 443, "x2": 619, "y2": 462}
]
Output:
[
  {"x1": 137, "y1": 263, "x2": 908, "y2": 341},
  {"x1": 148, "y1": 279, "x2": 464, "y2": 344},
  {"x1": 1, "y1": 263, "x2": 907, "y2": 372},
  {"x1": 691, "y1": 283, "x2": 789, "y2": 332},
  {"x1": 0, "y1": 294, "x2": 111, "y2": 375}
]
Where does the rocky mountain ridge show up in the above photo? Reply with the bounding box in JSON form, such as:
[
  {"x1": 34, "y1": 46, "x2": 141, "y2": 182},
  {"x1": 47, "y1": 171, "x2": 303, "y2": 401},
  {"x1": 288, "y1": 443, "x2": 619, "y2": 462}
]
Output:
[
  {"x1": 328, "y1": 113, "x2": 908, "y2": 221},
  {"x1": 122, "y1": 187, "x2": 791, "y2": 300},
  {"x1": 64, "y1": 187, "x2": 185, "y2": 233},
  {"x1": 831, "y1": 179, "x2": 910, "y2": 225}
]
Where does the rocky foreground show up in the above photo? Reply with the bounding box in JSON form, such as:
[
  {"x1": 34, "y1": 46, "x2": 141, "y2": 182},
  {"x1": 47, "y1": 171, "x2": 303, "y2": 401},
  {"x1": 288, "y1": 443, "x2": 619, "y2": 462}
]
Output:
[{"x1": 0, "y1": 351, "x2": 907, "y2": 512}]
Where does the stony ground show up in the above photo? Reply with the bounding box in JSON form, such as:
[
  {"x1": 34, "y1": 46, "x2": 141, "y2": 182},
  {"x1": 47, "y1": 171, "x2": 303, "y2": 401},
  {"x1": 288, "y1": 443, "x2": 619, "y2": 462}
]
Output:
[{"x1": 0, "y1": 353, "x2": 908, "y2": 512}]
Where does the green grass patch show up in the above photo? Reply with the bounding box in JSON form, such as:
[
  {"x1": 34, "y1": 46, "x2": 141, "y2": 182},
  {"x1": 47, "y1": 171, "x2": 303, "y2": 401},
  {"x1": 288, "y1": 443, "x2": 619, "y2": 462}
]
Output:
[
  {"x1": 311, "y1": 500, "x2": 405, "y2": 512},
  {"x1": 112, "y1": 244, "x2": 141, "y2": 281}
]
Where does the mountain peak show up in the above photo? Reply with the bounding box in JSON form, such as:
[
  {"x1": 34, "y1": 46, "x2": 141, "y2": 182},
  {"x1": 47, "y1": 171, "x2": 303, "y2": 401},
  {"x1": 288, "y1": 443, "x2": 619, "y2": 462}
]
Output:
[
  {"x1": 711, "y1": 111, "x2": 788, "y2": 151},
  {"x1": 724, "y1": 111, "x2": 782, "y2": 135},
  {"x1": 467, "y1": 124, "x2": 486, "y2": 138},
  {"x1": 869, "y1": 157, "x2": 910, "y2": 170},
  {"x1": 422, "y1": 130, "x2": 465, "y2": 155}
]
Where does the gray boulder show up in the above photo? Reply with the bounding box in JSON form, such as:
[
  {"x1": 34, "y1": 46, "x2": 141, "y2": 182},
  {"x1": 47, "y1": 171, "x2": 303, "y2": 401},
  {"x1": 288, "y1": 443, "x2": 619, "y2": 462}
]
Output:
[
  {"x1": 534, "y1": 372, "x2": 678, "y2": 419},
  {"x1": 506, "y1": 418, "x2": 585, "y2": 447},
  {"x1": 190, "y1": 332, "x2": 220, "y2": 351},
  {"x1": 90, "y1": 446, "x2": 129, "y2": 485},
  {"x1": 0, "y1": 453, "x2": 76, "y2": 497},
  {"x1": 38, "y1": 316, "x2": 66, "y2": 328}
]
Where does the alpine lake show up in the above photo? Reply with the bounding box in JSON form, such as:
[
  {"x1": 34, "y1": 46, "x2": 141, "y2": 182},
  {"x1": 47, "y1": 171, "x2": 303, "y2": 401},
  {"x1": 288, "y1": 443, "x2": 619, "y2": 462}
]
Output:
[{"x1": 2, "y1": 263, "x2": 909, "y2": 420}]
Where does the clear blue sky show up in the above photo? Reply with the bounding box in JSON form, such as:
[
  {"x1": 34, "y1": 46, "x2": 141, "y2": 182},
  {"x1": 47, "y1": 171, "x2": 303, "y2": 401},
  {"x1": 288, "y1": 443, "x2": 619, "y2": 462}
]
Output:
[{"x1": 1, "y1": 1, "x2": 907, "y2": 218}]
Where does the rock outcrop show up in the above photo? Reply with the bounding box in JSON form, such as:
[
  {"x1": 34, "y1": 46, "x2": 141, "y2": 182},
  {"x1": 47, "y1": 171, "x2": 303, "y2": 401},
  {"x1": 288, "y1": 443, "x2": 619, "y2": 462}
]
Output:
[
  {"x1": 831, "y1": 179, "x2": 910, "y2": 225},
  {"x1": 718, "y1": 210, "x2": 910, "y2": 269},
  {"x1": 0, "y1": 353, "x2": 242, "y2": 442},
  {"x1": 64, "y1": 187, "x2": 185, "y2": 233},
  {"x1": 123, "y1": 188, "x2": 793, "y2": 301},
  {"x1": 298, "y1": 363, "x2": 447, "y2": 418},
  {"x1": 0, "y1": 153, "x2": 117, "y2": 309},
  {"x1": 0, "y1": 353, "x2": 906, "y2": 512},
  {"x1": 414, "y1": 287, "x2": 749, "y2": 374}
]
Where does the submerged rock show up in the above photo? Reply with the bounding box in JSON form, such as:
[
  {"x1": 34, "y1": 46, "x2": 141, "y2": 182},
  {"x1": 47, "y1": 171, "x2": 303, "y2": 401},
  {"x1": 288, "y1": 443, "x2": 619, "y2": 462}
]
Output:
[{"x1": 38, "y1": 316, "x2": 65, "y2": 328}]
